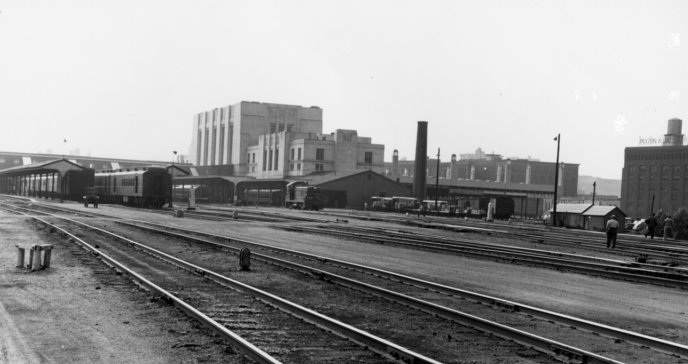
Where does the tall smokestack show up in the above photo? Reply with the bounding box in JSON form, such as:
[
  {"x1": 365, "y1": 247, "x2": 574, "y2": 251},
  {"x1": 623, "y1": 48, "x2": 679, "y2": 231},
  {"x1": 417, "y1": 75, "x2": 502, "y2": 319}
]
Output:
[{"x1": 413, "y1": 121, "x2": 428, "y2": 200}]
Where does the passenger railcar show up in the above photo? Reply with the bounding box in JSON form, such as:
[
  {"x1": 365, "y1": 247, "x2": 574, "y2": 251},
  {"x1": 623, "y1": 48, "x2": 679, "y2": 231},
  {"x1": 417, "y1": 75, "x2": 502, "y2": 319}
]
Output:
[{"x1": 95, "y1": 167, "x2": 171, "y2": 208}]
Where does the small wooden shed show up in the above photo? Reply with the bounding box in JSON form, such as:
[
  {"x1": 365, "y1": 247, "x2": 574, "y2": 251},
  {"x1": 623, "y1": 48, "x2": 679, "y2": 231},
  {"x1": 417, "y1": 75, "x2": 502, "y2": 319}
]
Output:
[
  {"x1": 582, "y1": 205, "x2": 628, "y2": 233},
  {"x1": 550, "y1": 204, "x2": 592, "y2": 229}
]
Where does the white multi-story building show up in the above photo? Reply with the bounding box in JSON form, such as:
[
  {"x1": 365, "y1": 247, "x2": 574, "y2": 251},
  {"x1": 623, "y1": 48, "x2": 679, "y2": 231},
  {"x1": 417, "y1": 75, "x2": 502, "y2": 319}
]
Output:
[{"x1": 188, "y1": 101, "x2": 384, "y2": 178}]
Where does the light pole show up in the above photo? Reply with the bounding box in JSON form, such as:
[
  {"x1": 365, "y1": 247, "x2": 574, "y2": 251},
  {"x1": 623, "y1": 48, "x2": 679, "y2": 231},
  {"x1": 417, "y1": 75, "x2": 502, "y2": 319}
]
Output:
[
  {"x1": 169, "y1": 151, "x2": 177, "y2": 208},
  {"x1": 592, "y1": 181, "x2": 596, "y2": 205},
  {"x1": 434, "y1": 148, "x2": 440, "y2": 214},
  {"x1": 552, "y1": 134, "x2": 561, "y2": 227}
]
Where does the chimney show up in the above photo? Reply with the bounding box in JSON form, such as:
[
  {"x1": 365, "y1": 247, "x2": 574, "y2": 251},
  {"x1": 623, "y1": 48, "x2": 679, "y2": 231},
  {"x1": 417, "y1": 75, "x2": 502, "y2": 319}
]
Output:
[
  {"x1": 450, "y1": 154, "x2": 457, "y2": 179},
  {"x1": 392, "y1": 150, "x2": 399, "y2": 176},
  {"x1": 413, "y1": 122, "x2": 428, "y2": 200}
]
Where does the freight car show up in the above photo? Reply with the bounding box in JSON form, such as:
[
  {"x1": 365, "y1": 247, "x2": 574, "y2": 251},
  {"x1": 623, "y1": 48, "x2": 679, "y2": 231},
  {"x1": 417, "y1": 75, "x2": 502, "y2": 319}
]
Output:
[{"x1": 94, "y1": 167, "x2": 171, "y2": 208}]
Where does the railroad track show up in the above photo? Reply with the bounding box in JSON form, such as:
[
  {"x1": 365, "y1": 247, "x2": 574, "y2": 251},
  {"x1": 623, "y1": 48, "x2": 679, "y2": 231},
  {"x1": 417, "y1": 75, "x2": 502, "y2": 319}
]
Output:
[
  {"x1": 273, "y1": 224, "x2": 688, "y2": 290},
  {"x1": 1, "y1": 200, "x2": 634, "y2": 363},
  {"x1": 5, "y1": 200, "x2": 688, "y2": 363},
  {"x1": 2, "y1": 205, "x2": 440, "y2": 364}
]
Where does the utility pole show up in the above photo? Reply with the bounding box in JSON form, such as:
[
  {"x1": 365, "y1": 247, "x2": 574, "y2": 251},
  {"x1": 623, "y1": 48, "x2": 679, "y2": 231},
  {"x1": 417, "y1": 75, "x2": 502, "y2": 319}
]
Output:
[
  {"x1": 592, "y1": 181, "x2": 596, "y2": 205},
  {"x1": 651, "y1": 194, "x2": 655, "y2": 214},
  {"x1": 552, "y1": 134, "x2": 561, "y2": 227},
  {"x1": 435, "y1": 148, "x2": 440, "y2": 214}
]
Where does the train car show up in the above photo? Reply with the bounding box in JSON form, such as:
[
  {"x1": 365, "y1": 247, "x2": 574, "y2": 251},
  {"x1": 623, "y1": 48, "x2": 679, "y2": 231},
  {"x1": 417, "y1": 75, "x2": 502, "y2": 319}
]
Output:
[
  {"x1": 94, "y1": 167, "x2": 171, "y2": 208},
  {"x1": 285, "y1": 185, "x2": 323, "y2": 210}
]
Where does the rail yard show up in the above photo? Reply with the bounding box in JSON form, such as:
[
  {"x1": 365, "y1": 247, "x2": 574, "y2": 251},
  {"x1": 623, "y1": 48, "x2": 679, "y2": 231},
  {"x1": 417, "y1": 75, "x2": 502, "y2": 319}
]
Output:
[{"x1": 1, "y1": 195, "x2": 687, "y2": 364}]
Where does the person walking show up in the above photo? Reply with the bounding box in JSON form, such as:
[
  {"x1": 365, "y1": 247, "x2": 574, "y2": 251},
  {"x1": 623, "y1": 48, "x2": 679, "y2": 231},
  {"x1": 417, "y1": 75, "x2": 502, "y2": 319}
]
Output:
[
  {"x1": 645, "y1": 213, "x2": 658, "y2": 239},
  {"x1": 663, "y1": 216, "x2": 676, "y2": 241},
  {"x1": 606, "y1": 215, "x2": 620, "y2": 249}
]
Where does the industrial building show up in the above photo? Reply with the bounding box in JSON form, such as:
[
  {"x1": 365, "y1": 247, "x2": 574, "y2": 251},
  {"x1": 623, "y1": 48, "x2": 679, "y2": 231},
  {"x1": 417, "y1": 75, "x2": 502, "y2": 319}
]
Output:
[
  {"x1": 621, "y1": 117, "x2": 688, "y2": 218},
  {"x1": 188, "y1": 101, "x2": 385, "y2": 178},
  {"x1": 384, "y1": 150, "x2": 579, "y2": 197}
]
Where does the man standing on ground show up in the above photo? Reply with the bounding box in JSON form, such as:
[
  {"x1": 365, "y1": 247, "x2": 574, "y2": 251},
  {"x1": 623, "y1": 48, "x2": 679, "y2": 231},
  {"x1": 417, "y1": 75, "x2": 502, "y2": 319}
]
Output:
[
  {"x1": 645, "y1": 213, "x2": 658, "y2": 239},
  {"x1": 663, "y1": 216, "x2": 676, "y2": 241},
  {"x1": 606, "y1": 215, "x2": 620, "y2": 249}
]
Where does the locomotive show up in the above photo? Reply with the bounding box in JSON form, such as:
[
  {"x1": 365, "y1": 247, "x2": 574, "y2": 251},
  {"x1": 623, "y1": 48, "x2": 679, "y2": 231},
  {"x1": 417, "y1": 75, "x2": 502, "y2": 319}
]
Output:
[
  {"x1": 94, "y1": 167, "x2": 171, "y2": 208},
  {"x1": 285, "y1": 183, "x2": 323, "y2": 210}
]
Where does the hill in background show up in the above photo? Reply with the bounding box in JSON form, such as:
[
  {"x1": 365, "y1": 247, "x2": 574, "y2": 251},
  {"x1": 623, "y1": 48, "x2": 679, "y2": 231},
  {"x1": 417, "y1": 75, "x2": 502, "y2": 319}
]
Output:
[{"x1": 577, "y1": 175, "x2": 621, "y2": 197}]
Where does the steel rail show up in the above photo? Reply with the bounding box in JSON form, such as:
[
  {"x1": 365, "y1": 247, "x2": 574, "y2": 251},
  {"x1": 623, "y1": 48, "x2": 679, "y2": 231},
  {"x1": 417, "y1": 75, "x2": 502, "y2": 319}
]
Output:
[
  {"x1": 52, "y1": 214, "x2": 622, "y2": 364},
  {"x1": 110, "y1": 219, "x2": 688, "y2": 359},
  {"x1": 6, "y1": 199, "x2": 688, "y2": 357},
  {"x1": 9, "y1": 201, "x2": 688, "y2": 359},
  {"x1": 330, "y1": 225, "x2": 688, "y2": 275},
  {"x1": 0, "y1": 206, "x2": 282, "y2": 364},
  {"x1": 281, "y1": 225, "x2": 688, "y2": 287},
  {"x1": 10, "y1": 207, "x2": 442, "y2": 364}
]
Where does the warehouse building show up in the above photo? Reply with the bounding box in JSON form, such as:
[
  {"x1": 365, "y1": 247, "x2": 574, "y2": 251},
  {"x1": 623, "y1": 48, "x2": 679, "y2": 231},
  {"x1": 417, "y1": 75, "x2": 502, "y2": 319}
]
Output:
[{"x1": 621, "y1": 117, "x2": 688, "y2": 217}]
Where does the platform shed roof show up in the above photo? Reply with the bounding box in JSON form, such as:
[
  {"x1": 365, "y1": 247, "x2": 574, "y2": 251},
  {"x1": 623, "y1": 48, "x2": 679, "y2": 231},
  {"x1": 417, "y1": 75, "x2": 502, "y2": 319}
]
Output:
[{"x1": 0, "y1": 158, "x2": 90, "y2": 177}]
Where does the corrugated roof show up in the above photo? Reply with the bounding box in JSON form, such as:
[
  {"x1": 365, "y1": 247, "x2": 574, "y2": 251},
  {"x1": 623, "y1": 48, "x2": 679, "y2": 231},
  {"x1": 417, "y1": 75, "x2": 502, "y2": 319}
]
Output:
[
  {"x1": 548, "y1": 203, "x2": 593, "y2": 214},
  {"x1": 0, "y1": 158, "x2": 88, "y2": 175},
  {"x1": 582, "y1": 205, "x2": 626, "y2": 217}
]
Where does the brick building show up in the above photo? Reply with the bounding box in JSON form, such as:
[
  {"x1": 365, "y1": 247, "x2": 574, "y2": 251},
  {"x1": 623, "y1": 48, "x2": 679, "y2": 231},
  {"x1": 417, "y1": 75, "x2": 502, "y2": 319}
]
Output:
[
  {"x1": 385, "y1": 150, "x2": 579, "y2": 197},
  {"x1": 621, "y1": 117, "x2": 688, "y2": 217}
]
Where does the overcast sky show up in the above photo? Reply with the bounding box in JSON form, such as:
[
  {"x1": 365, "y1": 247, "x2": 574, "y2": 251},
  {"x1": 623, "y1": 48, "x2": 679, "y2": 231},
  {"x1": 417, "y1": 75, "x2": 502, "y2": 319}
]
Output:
[{"x1": 1, "y1": 0, "x2": 686, "y2": 179}]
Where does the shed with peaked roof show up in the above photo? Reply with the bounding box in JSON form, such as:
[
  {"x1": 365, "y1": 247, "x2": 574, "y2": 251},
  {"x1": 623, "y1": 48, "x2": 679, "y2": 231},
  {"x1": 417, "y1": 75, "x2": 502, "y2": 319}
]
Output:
[
  {"x1": 582, "y1": 205, "x2": 628, "y2": 233},
  {"x1": 549, "y1": 203, "x2": 593, "y2": 229}
]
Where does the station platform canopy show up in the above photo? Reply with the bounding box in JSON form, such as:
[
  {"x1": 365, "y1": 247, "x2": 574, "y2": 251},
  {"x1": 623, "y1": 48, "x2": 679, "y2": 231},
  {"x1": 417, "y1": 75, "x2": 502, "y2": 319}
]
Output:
[{"x1": 0, "y1": 158, "x2": 90, "y2": 177}]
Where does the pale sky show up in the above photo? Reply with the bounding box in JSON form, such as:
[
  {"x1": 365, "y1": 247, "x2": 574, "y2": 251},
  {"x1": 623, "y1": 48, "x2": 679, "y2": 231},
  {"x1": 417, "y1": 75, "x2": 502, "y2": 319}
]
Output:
[{"x1": 0, "y1": 0, "x2": 686, "y2": 179}]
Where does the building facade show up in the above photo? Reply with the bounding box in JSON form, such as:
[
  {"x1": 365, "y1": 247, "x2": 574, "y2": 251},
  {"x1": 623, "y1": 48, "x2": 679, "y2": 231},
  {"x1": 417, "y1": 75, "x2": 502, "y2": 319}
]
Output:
[
  {"x1": 621, "y1": 118, "x2": 688, "y2": 217},
  {"x1": 189, "y1": 101, "x2": 384, "y2": 178},
  {"x1": 385, "y1": 150, "x2": 579, "y2": 197}
]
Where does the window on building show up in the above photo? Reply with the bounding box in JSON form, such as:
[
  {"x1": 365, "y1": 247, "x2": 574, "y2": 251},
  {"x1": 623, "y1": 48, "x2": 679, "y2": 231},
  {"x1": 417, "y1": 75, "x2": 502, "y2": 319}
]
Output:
[
  {"x1": 298, "y1": 148, "x2": 302, "y2": 160},
  {"x1": 297, "y1": 163, "x2": 301, "y2": 170},
  {"x1": 287, "y1": 125, "x2": 292, "y2": 132},
  {"x1": 365, "y1": 152, "x2": 373, "y2": 164},
  {"x1": 291, "y1": 148, "x2": 295, "y2": 160},
  {"x1": 274, "y1": 150, "x2": 279, "y2": 171},
  {"x1": 263, "y1": 151, "x2": 267, "y2": 171},
  {"x1": 379, "y1": 190, "x2": 387, "y2": 197},
  {"x1": 316, "y1": 148, "x2": 325, "y2": 161},
  {"x1": 629, "y1": 165, "x2": 636, "y2": 172},
  {"x1": 290, "y1": 164, "x2": 294, "y2": 170},
  {"x1": 252, "y1": 153, "x2": 255, "y2": 163},
  {"x1": 270, "y1": 123, "x2": 276, "y2": 133},
  {"x1": 268, "y1": 150, "x2": 273, "y2": 171},
  {"x1": 663, "y1": 165, "x2": 669, "y2": 172},
  {"x1": 315, "y1": 164, "x2": 324, "y2": 171},
  {"x1": 675, "y1": 165, "x2": 681, "y2": 172},
  {"x1": 640, "y1": 165, "x2": 646, "y2": 172},
  {"x1": 251, "y1": 166, "x2": 255, "y2": 172},
  {"x1": 248, "y1": 154, "x2": 251, "y2": 164}
]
